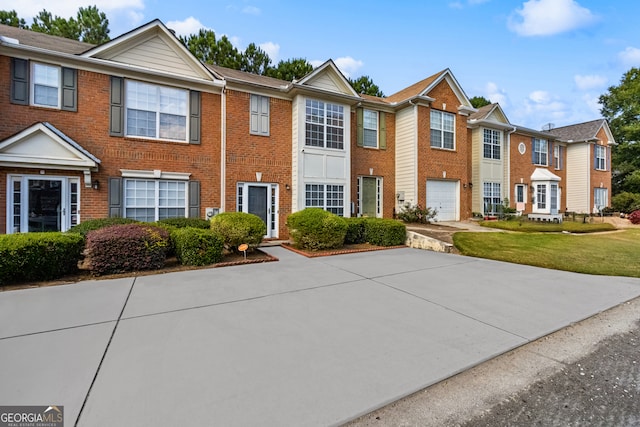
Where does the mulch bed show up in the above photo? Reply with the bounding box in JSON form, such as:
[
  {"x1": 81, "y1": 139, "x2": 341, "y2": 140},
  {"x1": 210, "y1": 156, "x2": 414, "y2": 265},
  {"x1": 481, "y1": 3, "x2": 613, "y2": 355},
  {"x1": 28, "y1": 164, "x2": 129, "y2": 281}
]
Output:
[
  {"x1": 0, "y1": 249, "x2": 277, "y2": 292},
  {"x1": 282, "y1": 242, "x2": 406, "y2": 258}
]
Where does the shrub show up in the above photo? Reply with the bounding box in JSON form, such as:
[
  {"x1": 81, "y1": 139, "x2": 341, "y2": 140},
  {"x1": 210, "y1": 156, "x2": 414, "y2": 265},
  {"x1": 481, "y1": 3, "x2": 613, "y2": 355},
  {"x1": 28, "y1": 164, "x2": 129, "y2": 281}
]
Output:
[
  {"x1": 85, "y1": 224, "x2": 169, "y2": 275},
  {"x1": 157, "y1": 217, "x2": 211, "y2": 229},
  {"x1": 0, "y1": 232, "x2": 84, "y2": 285},
  {"x1": 612, "y1": 192, "x2": 640, "y2": 214},
  {"x1": 364, "y1": 218, "x2": 407, "y2": 246},
  {"x1": 172, "y1": 227, "x2": 224, "y2": 266},
  {"x1": 286, "y1": 208, "x2": 348, "y2": 250},
  {"x1": 210, "y1": 212, "x2": 266, "y2": 251},
  {"x1": 69, "y1": 217, "x2": 139, "y2": 238},
  {"x1": 396, "y1": 203, "x2": 437, "y2": 223},
  {"x1": 344, "y1": 217, "x2": 367, "y2": 244},
  {"x1": 629, "y1": 210, "x2": 640, "y2": 225}
]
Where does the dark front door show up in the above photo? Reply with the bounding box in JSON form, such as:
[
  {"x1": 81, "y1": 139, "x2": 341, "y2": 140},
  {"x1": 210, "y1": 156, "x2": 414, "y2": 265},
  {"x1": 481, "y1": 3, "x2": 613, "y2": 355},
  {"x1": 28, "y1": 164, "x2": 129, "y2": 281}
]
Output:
[
  {"x1": 248, "y1": 186, "x2": 268, "y2": 230},
  {"x1": 28, "y1": 179, "x2": 62, "y2": 232}
]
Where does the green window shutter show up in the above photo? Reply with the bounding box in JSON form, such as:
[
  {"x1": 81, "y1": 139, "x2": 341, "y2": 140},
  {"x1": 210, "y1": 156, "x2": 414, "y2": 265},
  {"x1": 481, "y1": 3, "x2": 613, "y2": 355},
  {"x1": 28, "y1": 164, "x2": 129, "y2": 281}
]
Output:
[
  {"x1": 108, "y1": 177, "x2": 123, "y2": 217},
  {"x1": 61, "y1": 67, "x2": 77, "y2": 111},
  {"x1": 189, "y1": 180, "x2": 201, "y2": 218},
  {"x1": 189, "y1": 91, "x2": 201, "y2": 144},
  {"x1": 379, "y1": 112, "x2": 387, "y2": 149},
  {"x1": 10, "y1": 58, "x2": 29, "y2": 105},
  {"x1": 109, "y1": 76, "x2": 124, "y2": 136},
  {"x1": 356, "y1": 107, "x2": 364, "y2": 147},
  {"x1": 548, "y1": 141, "x2": 554, "y2": 167}
]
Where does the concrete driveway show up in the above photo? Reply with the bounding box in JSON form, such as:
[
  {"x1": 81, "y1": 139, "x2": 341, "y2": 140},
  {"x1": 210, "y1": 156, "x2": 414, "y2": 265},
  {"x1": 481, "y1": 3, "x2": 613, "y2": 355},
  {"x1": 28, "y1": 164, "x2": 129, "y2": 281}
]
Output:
[{"x1": 1, "y1": 247, "x2": 639, "y2": 426}]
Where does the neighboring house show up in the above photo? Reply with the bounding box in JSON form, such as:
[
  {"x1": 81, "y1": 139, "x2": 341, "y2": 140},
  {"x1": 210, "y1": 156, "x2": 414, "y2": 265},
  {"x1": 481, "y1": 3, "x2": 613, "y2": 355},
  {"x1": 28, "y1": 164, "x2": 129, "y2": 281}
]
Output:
[
  {"x1": 0, "y1": 19, "x2": 614, "y2": 236},
  {"x1": 546, "y1": 119, "x2": 614, "y2": 214}
]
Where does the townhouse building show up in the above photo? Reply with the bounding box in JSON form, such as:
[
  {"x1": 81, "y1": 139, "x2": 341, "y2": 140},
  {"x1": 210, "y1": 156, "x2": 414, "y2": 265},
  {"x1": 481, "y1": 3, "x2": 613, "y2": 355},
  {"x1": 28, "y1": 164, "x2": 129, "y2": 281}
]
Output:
[{"x1": 0, "y1": 19, "x2": 613, "y2": 237}]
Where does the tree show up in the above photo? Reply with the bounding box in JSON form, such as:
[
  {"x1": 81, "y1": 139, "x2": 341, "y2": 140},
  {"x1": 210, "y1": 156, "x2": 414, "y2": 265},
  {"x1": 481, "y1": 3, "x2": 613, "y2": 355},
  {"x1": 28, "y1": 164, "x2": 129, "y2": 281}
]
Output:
[
  {"x1": 241, "y1": 43, "x2": 272, "y2": 75},
  {"x1": 599, "y1": 68, "x2": 640, "y2": 194},
  {"x1": 349, "y1": 75, "x2": 384, "y2": 97},
  {"x1": 470, "y1": 96, "x2": 492, "y2": 108},
  {"x1": 31, "y1": 9, "x2": 80, "y2": 40},
  {"x1": 266, "y1": 58, "x2": 313, "y2": 82},
  {"x1": 0, "y1": 10, "x2": 27, "y2": 28},
  {"x1": 29, "y1": 6, "x2": 109, "y2": 43},
  {"x1": 181, "y1": 30, "x2": 242, "y2": 69}
]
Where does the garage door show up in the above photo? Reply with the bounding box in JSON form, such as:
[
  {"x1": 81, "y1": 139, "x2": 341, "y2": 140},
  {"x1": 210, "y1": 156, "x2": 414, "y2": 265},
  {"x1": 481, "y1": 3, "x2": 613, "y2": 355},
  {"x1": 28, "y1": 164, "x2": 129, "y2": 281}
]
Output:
[{"x1": 426, "y1": 180, "x2": 457, "y2": 221}]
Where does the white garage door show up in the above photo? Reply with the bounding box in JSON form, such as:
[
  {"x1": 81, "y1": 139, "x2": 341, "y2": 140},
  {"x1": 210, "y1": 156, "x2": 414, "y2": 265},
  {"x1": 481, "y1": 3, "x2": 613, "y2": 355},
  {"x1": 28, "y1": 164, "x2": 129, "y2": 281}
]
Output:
[{"x1": 426, "y1": 180, "x2": 458, "y2": 221}]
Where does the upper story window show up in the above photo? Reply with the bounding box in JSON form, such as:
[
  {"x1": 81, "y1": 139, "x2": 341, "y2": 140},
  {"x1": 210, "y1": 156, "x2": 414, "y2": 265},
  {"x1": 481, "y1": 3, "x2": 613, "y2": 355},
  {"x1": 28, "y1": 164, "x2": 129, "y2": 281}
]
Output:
[
  {"x1": 125, "y1": 81, "x2": 188, "y2": 141},
  {"x1": 10, "y1": 58, "x2": 77, "y2": 111},
  {"x1": 532, "y1": 138, "x2": 548, "y2": 166},
  {"x1": 595, "y1": 145, "x2": 606, "y2": 170},
  {"x1": 483, "y1": 129, "x2": 501, "y2": 160},
  {"x1": 250, "y1": 94, "x2": 270, "y2": 136},
  {"x1": 430, "y1": 110, "x2": 455, "y2": 150},
  {"x1": 554, "y1": 145, "x2": 562, "y2": 170},
  {"x1": 305, "y1": 99, "x2": 344, "y2": 149},
  {"x1": 363, "y1": 109, "x2": 378, "y2": 148}
]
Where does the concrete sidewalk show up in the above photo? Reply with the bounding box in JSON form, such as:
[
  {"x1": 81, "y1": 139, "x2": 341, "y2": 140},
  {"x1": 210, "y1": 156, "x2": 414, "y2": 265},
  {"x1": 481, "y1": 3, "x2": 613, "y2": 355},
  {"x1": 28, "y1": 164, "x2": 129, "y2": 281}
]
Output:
[{"x1": 1, "y1": 247, "x2": 639, "y2": 426}]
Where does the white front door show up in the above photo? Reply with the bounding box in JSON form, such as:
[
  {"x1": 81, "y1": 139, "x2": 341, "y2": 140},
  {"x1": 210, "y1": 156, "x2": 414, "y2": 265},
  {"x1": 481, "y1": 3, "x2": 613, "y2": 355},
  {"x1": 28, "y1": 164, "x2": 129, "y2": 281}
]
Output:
[
  {"x1": 426, "y1": 180, "x2": 458, "y2": 221},
  {"x1": 7, "y1": 175, "x2": 80, "y2": 233}
]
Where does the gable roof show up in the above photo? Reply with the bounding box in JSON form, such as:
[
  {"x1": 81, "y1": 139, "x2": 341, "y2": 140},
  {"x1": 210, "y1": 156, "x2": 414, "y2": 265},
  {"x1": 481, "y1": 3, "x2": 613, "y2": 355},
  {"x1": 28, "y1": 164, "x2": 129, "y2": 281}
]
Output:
[
  {"x1": 467, "y1": 103, "x2": 512, "y2": 129},
  {"x1": 206, "y1": 64, "x2": 290, "y2": 90},
  {"x1": 295, "y1": 59, "x2": 359, "y2": 97},
  {"x1": 546, "y1": 119, "x2": 615, "y2": 144},
  {"x1": 0, "y1": 24, "x2": 94, "y2": 54},
  {"x1": 386, "y1": 70, "x2": 445, "y2": 103}
]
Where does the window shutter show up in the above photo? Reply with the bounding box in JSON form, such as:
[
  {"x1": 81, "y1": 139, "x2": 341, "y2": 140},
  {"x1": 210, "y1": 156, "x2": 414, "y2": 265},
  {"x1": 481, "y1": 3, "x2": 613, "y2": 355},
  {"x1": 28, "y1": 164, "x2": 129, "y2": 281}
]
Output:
[
  {"x1": 607, "y1": 146, "x2": 611, "y2": 171},
  {"x1": 549, "y1": 141, "x2": 554, "y2": 167},
  {"x1": 356, "y1": 107, "x2": 364, "y2": 147},
  {"x1": 379, "y1": 112, "x2": 387, "y2": 149},
  {"x1": 189, "y1": 91, "x2": 201, "y2": 144},
  {"x1": 108, "y1": 177, "x2": 122, "y2": 217},
  {"x1": 61, "y1": 67, "x2": 77, "y2": 111},
  {"x1": 10, "y1": 58, "x2": 29, "y2": 105},
  {"x1": 189, "y1": 180, "x2": 201, "y2": 218},
  {"x1": 593, "y1": 144, "x2": 597, "y2": 170},
  {"x1": 559, "y1": 146, "x2": 563, "y2": 170},
  {"x1": 250, "y1": 95, "x2": 259, "y2": 133},
  {"x1": 109, "y1": 76, "x2": 124, "y2": 136},
  {"x1": 260, "y1": 96, "x2": 269, "y2": 135},
  {"x1": 531, "y1": 138, "x2": 535, "y2": 164}
]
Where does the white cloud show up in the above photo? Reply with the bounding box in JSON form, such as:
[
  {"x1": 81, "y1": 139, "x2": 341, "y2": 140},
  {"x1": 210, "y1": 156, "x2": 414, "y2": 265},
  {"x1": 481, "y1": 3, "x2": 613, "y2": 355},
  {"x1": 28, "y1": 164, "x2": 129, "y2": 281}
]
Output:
[
  {"x1": 582, "y1": 93, "x2": 601, "y2": 117},
  {"x1": 448, "y1": 2, "x2": 464, "y2": 9},
  {"x1": 242, "y1": 6, "x2": 261, "y2": 15},
  {"x1": 333, "y1": 56, "x2": 364, "y2": 79},
  {"x1": 484, "y1": 82, "x2": 509, "y2": 107},
  {"x1": 574, "y1": 74, "x2": 607, "y2": 91},
  {"x1": 508, "y1": 0, "x2": 597, "y2": 36},
  {"x1": 529, "y1": 90, "x2": 550, "y2": 104},
  {"x1": 259, "y1": 42, "x2": 280, "y2": 62},
  {"x1": 10, "y1": 0, "x2": 144, "y2": 21},
  {"x1": 165, "y1": 17, "x2": 209, "y2": 37},
  {"x1": 518, "y1": 90, "x2": 568, "y2": 128},
  {"x1": 618, "y1": 47, "x2": 640, "y2": 67},
  {"x1": 309, "y1": 59, "x2": 324, "y2": 68}
]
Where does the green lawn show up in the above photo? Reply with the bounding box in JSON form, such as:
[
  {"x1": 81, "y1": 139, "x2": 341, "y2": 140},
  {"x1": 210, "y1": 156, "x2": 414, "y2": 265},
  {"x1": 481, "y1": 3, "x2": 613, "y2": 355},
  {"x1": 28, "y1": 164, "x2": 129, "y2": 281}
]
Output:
[
  {"x1": 453, "y1": 229, "x2": 640, "y2": 277},
  {"x1": 479, "y1": 219, "x2": 615, "y2": 233}
]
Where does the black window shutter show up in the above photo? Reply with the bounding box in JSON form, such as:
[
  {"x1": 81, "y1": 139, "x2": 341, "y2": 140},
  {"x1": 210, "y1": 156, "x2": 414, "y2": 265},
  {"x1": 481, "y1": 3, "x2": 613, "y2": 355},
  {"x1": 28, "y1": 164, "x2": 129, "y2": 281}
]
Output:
[
  {"x1": 531, "y1": 138, "x2": 535, "y2": 164},
  {"x1": 10, "y1": 58, "x2": 29, "y2": 105},
  {"x1": 108, "y1": 178, "x2": 123, "y2": 217},
  {"x1": 61, "y1": 67, "x2": 77, "y2": 111},
  {"x1": 110, "y1": 76, "x2": 124, "y2": 136},
  {"x1": 189, "y1": 91, "x2": 201, "y2": 144},
  {"x1": 189, "y1": 181, "x2": 200, "y2": 218},
  {"x1": 379, "y1": 112, "x2": 387, "y2": 149}
]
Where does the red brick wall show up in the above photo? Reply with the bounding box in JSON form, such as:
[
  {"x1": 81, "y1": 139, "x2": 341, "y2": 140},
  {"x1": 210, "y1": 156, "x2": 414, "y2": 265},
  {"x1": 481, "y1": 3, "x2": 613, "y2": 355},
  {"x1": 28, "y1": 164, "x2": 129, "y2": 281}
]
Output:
[
  {"x1": 0, "y1": 55, "x2": 222, "y2": 232},
  {"x1": 350, "y1": 110, "x2": 396, "y2": 218},
  {"x1": 224, "y1": 89, "x2": 292, "y2": 238},
  {"x1": 417, "y1": 80, "x2": 471, "y2": 219}
]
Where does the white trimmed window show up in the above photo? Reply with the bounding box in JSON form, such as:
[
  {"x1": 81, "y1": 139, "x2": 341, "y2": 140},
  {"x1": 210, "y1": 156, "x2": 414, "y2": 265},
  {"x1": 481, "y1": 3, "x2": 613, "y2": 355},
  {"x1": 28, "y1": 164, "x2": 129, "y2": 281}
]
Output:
[
  {"x1": 430, "y1": 110, "x2": 455, "y2": 150},
  {"x1": 125, "y1": 80, "x2": 188, "y2": 141},
  {"x1": 483, "y1": 182, "x2": 501, "y2": 214},
  {"x1": 533, "y1": 138, "x2": 548, "y2": 166},
  {"x1": 250, "y1": 94, "x2": 269, "y2": 136},
  {"x1": 305, "y1": 184, "x2": 344, "y2": 216},
  {"x1": 536, "y1": 184, "x2": 547, "y2": 209},
  {"x1": 595, "y1": 145, "x2": 606, "y2": 170},
  {"x1": 305, "y1": 99, "x2": 344, "y2": 149},
  {"x1": 124, "y1": 179, "x2": 187, "y2": 221},
  {"x1": 32, "y1": 63, "x2": 60, "y2": 108},
  {"x1": 363, "y1": 109, "x2": 378, "y2": 148},
  {"x1": 483, "y1": 129, "x2": 501, "y2": 160},
  {"x1": 594, "y1": 188, "x2": 608, "y2": 211}
]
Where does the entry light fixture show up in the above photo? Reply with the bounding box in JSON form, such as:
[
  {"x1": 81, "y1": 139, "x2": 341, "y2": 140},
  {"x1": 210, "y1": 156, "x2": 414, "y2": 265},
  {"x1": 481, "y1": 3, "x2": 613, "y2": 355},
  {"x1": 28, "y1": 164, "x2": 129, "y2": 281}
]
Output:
[{"x1": 92, "y1": 180, "x2": 100, "y2": 190}]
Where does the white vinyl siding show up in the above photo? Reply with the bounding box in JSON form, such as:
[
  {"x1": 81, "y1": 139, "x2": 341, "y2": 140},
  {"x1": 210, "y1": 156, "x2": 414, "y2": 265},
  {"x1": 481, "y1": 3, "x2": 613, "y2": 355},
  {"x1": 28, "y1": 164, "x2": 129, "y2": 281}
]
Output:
[
  {"x1": 566, "y1": 144, "x2": 590, "y2": 213},
  {"x1": 250, "y1": 94, "x2": 269, "y2": 136},
  {"x1": 395, "y1": 107, "x2": 417, "y2": 207}
]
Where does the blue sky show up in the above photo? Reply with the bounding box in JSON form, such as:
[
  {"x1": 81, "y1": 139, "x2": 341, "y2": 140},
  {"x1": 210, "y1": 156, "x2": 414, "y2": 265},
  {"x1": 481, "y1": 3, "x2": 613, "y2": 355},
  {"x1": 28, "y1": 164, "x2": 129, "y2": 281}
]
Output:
[{"x1": 4, "y1": 0, "x2": 640, "y2": 130}]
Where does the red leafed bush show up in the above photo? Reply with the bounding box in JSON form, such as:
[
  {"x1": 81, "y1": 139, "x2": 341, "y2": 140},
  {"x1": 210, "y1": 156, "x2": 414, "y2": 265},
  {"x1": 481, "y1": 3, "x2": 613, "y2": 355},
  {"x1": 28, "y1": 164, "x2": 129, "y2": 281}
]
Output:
[
  {"x1": 628, "y1": 210, "x2": 640, "y2": 225},
  {"x1": 85, "y1": 224, "x2": 169, "y2": 275}
]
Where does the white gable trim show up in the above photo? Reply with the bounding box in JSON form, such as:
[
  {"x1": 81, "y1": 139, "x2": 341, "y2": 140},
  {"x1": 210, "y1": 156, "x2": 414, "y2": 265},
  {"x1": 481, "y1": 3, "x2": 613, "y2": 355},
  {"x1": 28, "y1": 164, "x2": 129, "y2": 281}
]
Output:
[
  {"x1": 296, "y1": 59, "x2": 359, "y2": 97},
  {"x1": 0, "y1": 123, "x2": 100, "y2": 187},
  {"x1": 423, "y1": 69, "x2": 474, "y2": 112}
]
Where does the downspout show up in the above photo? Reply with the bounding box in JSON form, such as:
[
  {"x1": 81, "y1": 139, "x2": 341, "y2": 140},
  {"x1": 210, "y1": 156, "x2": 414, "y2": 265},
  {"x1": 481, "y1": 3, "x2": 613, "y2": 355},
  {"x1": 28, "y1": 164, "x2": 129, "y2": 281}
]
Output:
[
  {"x1": 409, "y1": 99, "x2": 418, "y2": 207},
  {"x1": 220, "y1": 86, "x2": 226, "y2": 213}
]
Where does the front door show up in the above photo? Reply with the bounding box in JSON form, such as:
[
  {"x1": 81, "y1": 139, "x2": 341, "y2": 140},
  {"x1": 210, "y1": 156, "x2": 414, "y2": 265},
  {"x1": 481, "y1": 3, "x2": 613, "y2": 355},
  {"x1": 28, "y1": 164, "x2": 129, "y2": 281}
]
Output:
[
  {"x1": 248, "y1": 186, "x2": 268, "y2": 226},
  {"x1": 237, "y1": 182, "x2": 278, "y2": 238},
  {"x1": 360, "y1": 177, "x2": 379, "y2": 217},
  {"x1": 8, "y1": 175, "x2": 80, "y2": 233}
]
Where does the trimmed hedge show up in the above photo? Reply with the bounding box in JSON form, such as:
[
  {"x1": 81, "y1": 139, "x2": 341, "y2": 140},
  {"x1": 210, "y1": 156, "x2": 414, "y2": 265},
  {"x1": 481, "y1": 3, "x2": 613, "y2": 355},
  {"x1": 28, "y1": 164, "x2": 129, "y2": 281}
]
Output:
[
  {"x1": 344, "y1": 217, "x2": 367, "y2": 244},
  {"x1": 69, "y1": 217, "x2": 139, "y2": 238},
  {"x1": 85, "y1": 224, "x2": 170, "y2": 275},
  {"x1": 157, "y1": 217, "x2": 211, "y2": 229},
  {"x1": 629, "y1": 210, "x2": 640, "y2": 225},
  {"x1": 210, "y1": 212, "x2": 265, "y2": 251},
  {"x1": 172, "y1": 227, "x2": 224, "y2": 266},
  {"x1": 364, "y1": 218, "x2": 407, "y2": 246},
  {"x1": 0, "y1": 232, "x2": 84, "y2": 285},
  {"x1": 286, "y1": 208, "x2": 348, "y2": 250}
]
